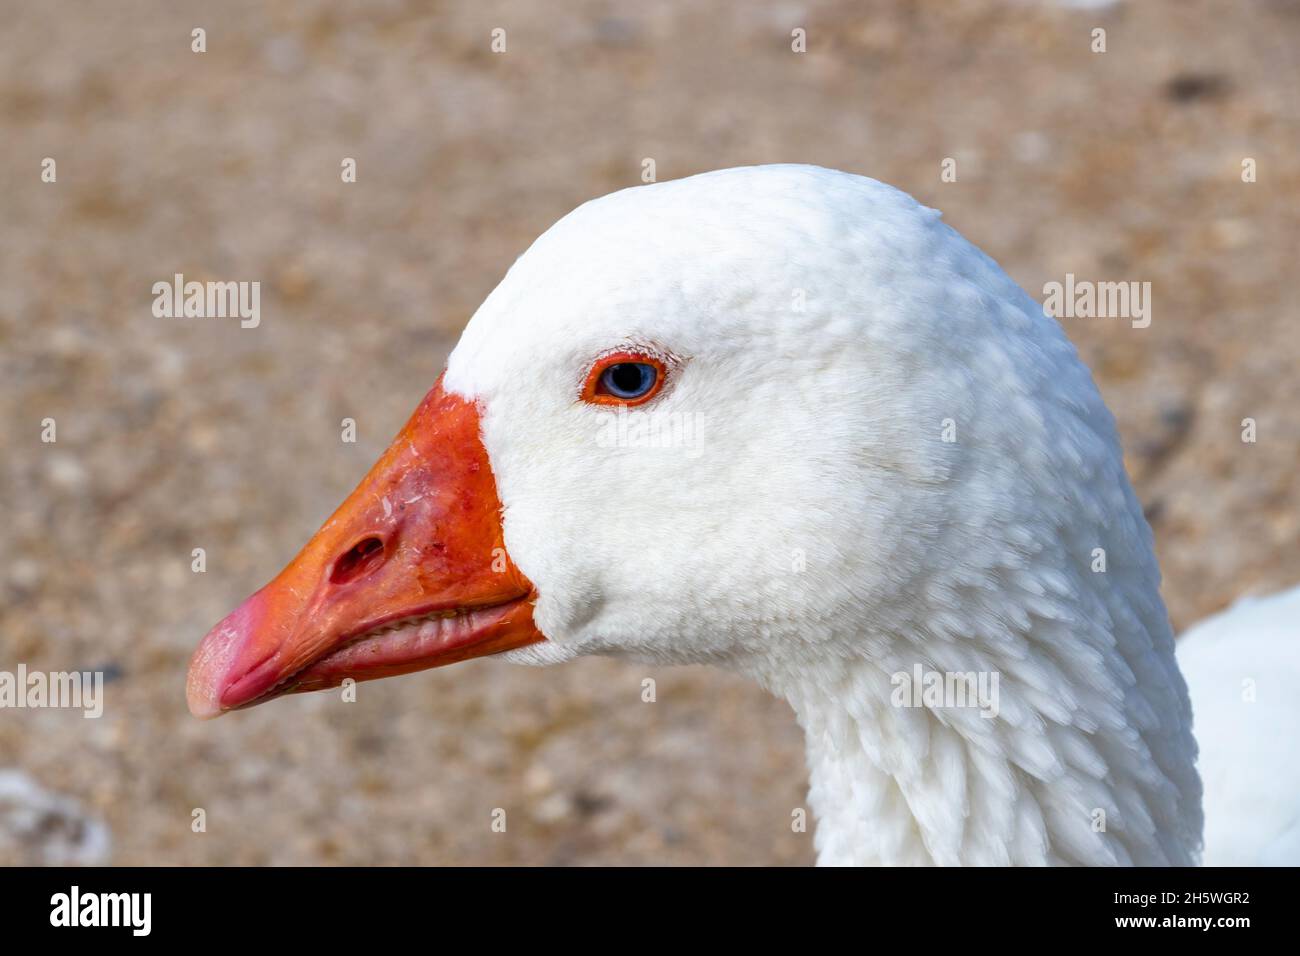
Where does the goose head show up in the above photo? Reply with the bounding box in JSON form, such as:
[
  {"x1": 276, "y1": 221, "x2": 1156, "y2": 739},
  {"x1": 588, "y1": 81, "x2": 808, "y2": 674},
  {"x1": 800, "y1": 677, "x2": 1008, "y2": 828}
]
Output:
[{"x1": 187, "y1": 165, "x2": 1202, "y2": 866}]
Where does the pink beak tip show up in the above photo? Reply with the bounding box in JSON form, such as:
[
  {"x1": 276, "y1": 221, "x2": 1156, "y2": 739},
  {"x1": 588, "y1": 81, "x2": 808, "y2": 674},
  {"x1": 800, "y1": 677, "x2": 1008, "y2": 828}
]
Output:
[{"x1": 186, "y1": 595, "x2": 266, "y2": 719}]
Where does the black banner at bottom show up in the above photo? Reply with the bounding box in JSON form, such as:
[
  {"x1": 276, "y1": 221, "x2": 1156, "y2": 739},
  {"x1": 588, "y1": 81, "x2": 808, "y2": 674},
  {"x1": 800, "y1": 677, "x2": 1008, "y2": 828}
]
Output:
[{"x1": 0, "y1": 865, "x2": 1279, "y2": 941}]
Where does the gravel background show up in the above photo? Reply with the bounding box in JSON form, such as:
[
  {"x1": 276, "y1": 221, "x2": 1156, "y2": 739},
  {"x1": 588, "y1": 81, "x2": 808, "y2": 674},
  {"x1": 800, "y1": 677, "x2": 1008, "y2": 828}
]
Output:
[{"x1": 1, "y1": 0, "x2": 1297, "y2": 865}]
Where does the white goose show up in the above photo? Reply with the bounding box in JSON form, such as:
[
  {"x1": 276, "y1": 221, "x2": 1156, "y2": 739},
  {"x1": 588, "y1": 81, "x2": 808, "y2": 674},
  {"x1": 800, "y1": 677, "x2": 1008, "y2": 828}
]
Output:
[
  {"x1": 187, "y1": 165, "x2": 1295, "y2": 866},
  {"x1": 1177, "y1": 586, "x2": 1300, "y2": 865}
]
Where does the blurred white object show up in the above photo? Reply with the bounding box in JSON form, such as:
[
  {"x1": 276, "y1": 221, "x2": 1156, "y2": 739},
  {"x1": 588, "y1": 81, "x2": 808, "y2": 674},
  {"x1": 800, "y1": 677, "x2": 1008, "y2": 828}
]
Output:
[
  {"x1": 1179, "y1": 586, "x2": 1300, "y2": 865},
  {"x1": 0, "y1": 769, "x2": 111, "y2": 865}
]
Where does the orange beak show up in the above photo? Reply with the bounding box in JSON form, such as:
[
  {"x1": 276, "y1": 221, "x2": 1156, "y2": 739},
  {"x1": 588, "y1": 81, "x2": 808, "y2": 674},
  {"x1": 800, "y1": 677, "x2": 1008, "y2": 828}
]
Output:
[{"x1": 186, "y1": 375, "x2": 542, "y2": 718}]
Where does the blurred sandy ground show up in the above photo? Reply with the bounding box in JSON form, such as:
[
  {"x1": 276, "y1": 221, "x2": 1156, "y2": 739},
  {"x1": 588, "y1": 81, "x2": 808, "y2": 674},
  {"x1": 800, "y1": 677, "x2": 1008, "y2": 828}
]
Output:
[{"x1": 0, "y1": 0, "x2": 1297, "y2": 865}]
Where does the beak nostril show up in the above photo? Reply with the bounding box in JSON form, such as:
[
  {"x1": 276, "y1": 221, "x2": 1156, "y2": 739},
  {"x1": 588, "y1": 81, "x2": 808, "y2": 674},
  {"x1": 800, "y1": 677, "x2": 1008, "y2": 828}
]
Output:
[{"x1": 330, "y1": 536, "x2": 386, "y2": 586}]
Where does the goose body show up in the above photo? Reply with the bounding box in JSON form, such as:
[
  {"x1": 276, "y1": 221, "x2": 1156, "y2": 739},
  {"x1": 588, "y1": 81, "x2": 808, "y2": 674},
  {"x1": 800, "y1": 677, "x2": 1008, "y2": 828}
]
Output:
[
  {"x1": 187, "y1": 165, "x2": 1289, "y2": 865},
  {"x1": 1179, "y1": 586, "x2": 1300, "y2": 865}
]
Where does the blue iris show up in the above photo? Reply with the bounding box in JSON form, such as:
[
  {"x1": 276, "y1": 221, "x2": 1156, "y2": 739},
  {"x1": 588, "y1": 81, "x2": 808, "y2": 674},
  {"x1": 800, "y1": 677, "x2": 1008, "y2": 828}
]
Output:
[{"x1": 600, "y1": 362, "x2": 657, "y2": 399}]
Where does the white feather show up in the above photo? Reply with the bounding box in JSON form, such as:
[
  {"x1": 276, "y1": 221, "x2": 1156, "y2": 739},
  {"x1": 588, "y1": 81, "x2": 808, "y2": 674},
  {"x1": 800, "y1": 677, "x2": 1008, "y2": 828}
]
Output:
[{"x1": 1179, "y1": 586, "x2": 1300, "y2": 865}]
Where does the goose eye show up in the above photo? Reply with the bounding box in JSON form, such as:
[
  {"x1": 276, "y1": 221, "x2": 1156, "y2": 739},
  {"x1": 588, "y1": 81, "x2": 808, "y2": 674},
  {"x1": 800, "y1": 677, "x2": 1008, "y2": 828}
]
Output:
[
  {"x1": 582, "y1": 352, "x2": 668, "y2": 406},
  {"x1": 601, "y1": 363, "x2": 656, "y2": 399}
]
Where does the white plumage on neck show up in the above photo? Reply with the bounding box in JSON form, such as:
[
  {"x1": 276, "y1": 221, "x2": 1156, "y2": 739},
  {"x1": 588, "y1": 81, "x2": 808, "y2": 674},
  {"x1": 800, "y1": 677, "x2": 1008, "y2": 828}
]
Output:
[{"x1": 774, "y1": 571, "x2": 1200, "y2": 867}]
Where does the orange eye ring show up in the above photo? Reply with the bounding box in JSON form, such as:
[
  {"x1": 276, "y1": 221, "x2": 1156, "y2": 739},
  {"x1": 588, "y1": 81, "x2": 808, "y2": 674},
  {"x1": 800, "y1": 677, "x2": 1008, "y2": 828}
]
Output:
[{"x1": 581, "y1": 351, "x2": 669, "y2": 407}]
